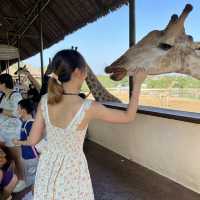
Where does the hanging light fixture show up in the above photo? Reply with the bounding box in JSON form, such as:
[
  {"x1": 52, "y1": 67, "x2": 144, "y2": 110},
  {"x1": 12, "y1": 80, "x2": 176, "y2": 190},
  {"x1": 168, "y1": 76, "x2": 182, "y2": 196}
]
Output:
[{"x1": 0, "y1": 44, "x2": 19, "y2": 60}]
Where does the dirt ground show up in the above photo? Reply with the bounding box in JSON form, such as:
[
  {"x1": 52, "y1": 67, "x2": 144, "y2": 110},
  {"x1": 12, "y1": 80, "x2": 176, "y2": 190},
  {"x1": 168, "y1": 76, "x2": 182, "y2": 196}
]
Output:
[
  {"x1": 139, "y1": 95, "x2": 200, "y2": 113},
  {"x1": 89, "y1": 91, "x2": 200, "y2": 113}
]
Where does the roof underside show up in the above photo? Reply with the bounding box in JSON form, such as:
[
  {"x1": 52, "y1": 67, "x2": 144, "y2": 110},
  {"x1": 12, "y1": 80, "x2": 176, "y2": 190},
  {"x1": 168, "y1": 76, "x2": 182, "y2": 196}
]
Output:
[{"x1": 0, "y1": 0, "x2": 128, "y2": 72}]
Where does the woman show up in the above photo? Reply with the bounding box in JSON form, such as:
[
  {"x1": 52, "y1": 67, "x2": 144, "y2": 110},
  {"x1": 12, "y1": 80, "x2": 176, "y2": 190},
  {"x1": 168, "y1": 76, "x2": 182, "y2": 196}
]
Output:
[
  {"x1": 14, "y1": 49, "x2": 146, "y2": 199},
  {"x1": 0, "y1": 74, "x2": 26, "y2": 192}
]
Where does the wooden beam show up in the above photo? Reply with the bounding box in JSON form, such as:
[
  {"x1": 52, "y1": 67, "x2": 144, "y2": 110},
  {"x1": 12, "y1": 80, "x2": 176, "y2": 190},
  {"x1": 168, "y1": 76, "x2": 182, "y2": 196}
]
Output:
[
  {"x1": 0, "y1": 32, "x2": 39, "y2": 39},
  {"x1": 40, "y1": 14, "x2": 44, "y2": 82},
  {"x1": 0, "y1": 7, "x2": 11, "y2": 32},
  {"x1": 11, "y1": 0, "x2": 50, "y2": 44},
  {"x1": 5, "y1": 0, "x2": 46, "y2": 58},
  {"x1": 11, "y1": 0, "x2": 51, "y2": 45}
]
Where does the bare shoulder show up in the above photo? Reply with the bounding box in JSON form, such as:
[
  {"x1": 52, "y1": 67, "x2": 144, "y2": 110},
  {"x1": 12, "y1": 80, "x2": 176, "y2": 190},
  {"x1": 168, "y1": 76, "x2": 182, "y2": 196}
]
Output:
[
  {"x1": 89, "y1": 100, "x2": 103, "y2": 110},
  {"x1": 87, "y1": 100, "x2": 106, "y2": 116}
]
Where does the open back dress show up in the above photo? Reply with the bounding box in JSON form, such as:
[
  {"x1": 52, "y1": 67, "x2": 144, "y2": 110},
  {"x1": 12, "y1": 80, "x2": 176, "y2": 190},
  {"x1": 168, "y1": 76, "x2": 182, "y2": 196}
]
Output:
[{"x1": 33, "y1": 95, "x2": 94, "y2": 200}]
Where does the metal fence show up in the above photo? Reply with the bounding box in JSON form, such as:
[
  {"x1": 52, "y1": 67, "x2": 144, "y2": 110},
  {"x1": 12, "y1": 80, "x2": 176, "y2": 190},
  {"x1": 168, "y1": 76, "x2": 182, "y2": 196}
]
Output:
[{"x1": 106, "y1": 87, "x2": 200, "y2": 100}]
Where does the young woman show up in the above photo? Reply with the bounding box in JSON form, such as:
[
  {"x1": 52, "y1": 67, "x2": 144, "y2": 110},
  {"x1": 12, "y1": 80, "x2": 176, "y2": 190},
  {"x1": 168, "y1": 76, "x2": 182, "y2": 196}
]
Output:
[
  {"x1": 0, "y1": 74, "x2": 26, "y2": 192},
  {"x1": 13, "y1": 49, "x2": 147, "y2": 199}
]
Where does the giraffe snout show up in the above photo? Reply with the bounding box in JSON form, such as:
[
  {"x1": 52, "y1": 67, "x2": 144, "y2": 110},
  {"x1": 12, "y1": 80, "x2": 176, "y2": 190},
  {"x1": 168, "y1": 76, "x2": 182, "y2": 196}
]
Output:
[{"x1": 105, "y1": 66, "x2": 127, "y2": 81}]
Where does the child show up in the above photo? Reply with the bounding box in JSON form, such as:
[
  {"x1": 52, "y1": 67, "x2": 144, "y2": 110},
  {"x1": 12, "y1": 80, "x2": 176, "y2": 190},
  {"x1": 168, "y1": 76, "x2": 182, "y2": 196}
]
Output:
[
  {"x1": 15, "y1": 99, "x2": 39, "y2": 189},
  {"x1": 0, "y1": 74, "x2": 26, "y2": 193},
  {"x1": 0, "y1": 147, "x2": 18, "y2": 200}
]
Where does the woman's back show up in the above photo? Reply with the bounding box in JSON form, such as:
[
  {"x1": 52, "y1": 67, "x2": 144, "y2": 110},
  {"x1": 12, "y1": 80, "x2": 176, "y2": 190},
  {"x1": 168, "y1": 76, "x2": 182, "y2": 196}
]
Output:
[
  {"x1": 34, "y1": 95, "x2": 95, "y2": 200},
  {"x1": 40, "y1": 95, "x2": 92, "y2": 154},
  {"x1": 47, "y1": 96, "x2": 85, "y2": 129}
]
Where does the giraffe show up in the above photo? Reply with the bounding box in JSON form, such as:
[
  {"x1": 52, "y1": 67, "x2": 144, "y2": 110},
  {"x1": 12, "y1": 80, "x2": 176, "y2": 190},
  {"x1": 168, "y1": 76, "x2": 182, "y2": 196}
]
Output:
[
  {"x1": 105, "y1": 4, "x2": 200, "y2": 81},
  {"x1": 15, "y1": 65, "x2": 41, "y2": 93},
  {"x1": 15, "y1": 64, "x2": 122, "y2": 102}
]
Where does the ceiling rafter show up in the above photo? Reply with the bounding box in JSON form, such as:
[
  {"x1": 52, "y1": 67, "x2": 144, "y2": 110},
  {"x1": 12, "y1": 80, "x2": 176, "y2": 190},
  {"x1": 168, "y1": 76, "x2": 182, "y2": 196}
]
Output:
[
  {"x1": 11, "y1": 0, "x2": 51, "y2": 45},
  {"x1": 12, "y1": 0, "x2": 49, "y2": 42}
]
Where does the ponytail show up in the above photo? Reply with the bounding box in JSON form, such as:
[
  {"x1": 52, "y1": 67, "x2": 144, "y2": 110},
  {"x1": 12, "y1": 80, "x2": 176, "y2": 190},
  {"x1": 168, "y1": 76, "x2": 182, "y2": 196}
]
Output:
[
  {"x1": 48, "y1": 77, "x2": 64, "y2": 104},
  {"x1": 47, "y1": 49, "x2": 87, "y2": 105}
]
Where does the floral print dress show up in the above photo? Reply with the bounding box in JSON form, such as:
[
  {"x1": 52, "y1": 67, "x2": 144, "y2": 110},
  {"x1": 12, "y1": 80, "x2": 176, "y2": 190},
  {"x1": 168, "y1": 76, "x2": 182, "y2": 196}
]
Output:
[{"x1": 33, "y1": 95, "x2": 94, "y2": 200}]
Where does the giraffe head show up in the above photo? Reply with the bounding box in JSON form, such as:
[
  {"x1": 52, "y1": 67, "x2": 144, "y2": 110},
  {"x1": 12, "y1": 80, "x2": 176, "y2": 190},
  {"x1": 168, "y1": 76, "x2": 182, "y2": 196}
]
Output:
[
  {"x1": 105, "y1": 4, "x2": 200, "y2": 81},
  {"x1": 14, "y1": 65, "x2": 29, "y2": 75}
]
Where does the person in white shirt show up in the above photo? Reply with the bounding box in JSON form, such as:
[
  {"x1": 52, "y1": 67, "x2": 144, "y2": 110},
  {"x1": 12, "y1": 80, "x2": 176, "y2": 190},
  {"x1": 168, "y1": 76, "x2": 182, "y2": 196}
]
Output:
[{"x1": 0, "y1": 74, "x2": 26, "y2": 192}]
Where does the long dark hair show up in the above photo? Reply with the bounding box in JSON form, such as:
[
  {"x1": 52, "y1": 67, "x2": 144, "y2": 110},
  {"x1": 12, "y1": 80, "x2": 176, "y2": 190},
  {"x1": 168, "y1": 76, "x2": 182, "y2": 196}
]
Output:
[{"x1": 48, "y1": 49, "x2": 87, "y2": 104}]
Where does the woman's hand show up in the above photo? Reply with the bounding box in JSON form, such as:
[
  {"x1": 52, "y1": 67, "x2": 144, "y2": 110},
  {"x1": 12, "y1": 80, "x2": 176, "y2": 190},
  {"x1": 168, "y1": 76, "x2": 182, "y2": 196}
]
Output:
[
  {"x1": 131, "y1": 68, "x2": 147, "y2": 85},
  {"x1": 89, "y1": 67, "x2": 147, "y2": 124}
]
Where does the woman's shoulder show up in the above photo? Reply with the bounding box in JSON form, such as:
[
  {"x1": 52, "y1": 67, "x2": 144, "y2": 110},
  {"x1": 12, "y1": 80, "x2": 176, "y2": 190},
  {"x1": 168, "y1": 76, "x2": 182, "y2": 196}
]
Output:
[
  {"x1": 85, "y1": 98, "x2": 93, "y2": 103},
  {"x1": 82, "y1": 99, "x2": 94, "y2": 111}
]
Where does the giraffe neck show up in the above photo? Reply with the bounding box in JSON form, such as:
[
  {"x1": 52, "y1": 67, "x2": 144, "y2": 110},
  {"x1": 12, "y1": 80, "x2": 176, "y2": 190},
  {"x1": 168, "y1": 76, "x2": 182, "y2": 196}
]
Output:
[{"x1": 85, "y1": 65, "x2": 121, "y2": 102}]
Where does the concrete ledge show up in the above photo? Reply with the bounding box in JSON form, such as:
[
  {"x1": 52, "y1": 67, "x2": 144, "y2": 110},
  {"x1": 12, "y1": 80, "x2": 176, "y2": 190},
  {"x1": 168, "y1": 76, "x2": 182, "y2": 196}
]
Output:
[{"x1": 88, "y1": 112, "x2": 200, "y2": 193}]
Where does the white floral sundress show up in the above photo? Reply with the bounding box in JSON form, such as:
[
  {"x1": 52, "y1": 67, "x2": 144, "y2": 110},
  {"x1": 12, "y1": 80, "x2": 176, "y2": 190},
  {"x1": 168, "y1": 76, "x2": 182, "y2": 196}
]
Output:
[{"x1": 34, "y1": 95, "x2": 95, "y2": 200}]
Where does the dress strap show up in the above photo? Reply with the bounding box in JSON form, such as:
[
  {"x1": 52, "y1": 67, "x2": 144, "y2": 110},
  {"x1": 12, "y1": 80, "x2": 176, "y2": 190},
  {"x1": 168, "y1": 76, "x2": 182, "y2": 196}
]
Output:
[
  {"x1": 40, "y1": 94, "x2": 48, "y2": 121},
  {"x1": 83, "y1": 99, "x2": 93, "y2": 111},
  {"x1": 79, "y1": 99, "x2": 93, "y2": 116},
  {"x1": 70, "y1": 99, "x2": 93, "y2": 129}
]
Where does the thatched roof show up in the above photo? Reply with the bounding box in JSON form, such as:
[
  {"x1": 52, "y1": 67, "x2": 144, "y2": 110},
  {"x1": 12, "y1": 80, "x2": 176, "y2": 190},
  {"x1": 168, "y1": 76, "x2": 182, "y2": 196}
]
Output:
[{"x1": 0, "y1": 0, "x2": 128, "y2": 72}]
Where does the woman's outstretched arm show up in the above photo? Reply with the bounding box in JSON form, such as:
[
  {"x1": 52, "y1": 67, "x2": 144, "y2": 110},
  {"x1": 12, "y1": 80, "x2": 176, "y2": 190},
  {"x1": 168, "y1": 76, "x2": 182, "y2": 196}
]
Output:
[{"x1": 89, "y1": 68, "x2": 147, "y2": 124}]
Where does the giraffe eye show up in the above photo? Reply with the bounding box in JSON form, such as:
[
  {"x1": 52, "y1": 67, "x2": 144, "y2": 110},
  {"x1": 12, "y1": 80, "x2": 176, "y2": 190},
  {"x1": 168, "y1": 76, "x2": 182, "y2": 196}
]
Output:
[{"x1": 158, "y1": 43, "x2": 173, "y2": 50}]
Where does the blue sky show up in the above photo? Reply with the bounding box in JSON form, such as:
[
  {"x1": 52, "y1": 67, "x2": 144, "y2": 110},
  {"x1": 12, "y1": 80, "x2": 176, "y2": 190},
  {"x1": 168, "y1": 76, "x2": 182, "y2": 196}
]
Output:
[{"x1": 24, "y1": 0, "x2": 200, "y2": 75}]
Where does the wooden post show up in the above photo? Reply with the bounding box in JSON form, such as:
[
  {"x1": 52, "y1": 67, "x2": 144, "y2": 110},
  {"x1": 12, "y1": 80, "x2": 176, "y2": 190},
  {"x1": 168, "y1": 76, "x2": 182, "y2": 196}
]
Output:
[
  {"x1": 40, "y1": 14, "x2": 44, "y2": 83},
  {"x1": 6, "y1": 32, "x2": 9, "y2": 74},
  {"x1": 17, "y1": 38, "x2": 21, "y2": 82},
  {"x1": 129, "y1": 0, "x2": 136, "y2": 99}
]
